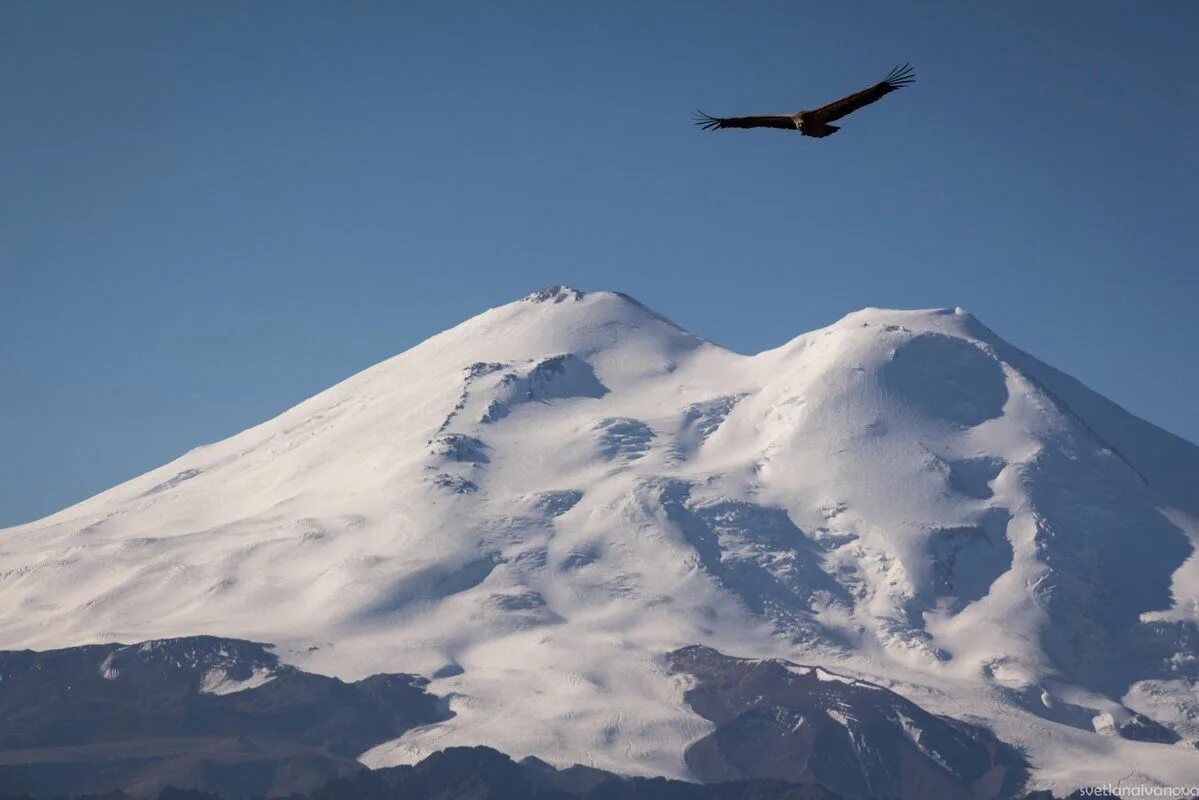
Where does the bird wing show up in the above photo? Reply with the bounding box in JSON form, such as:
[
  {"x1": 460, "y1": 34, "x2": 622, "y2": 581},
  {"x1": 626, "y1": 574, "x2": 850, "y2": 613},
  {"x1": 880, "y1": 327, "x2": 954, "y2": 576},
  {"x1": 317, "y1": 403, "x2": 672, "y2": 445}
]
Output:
[
  {"x1": 693, "y1": 111, "x2": 797, "y2": 131},
  {"x1": 807, "y1": 64, "x2": 915, "y2": 123}
]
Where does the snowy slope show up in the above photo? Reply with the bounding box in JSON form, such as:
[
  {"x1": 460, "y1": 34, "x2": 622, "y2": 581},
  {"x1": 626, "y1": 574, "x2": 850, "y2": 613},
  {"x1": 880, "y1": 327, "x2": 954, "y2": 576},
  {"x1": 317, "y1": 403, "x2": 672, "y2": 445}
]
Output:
[{"x1": 2, "y1": 285, "x2": 1197, "y2": 793}]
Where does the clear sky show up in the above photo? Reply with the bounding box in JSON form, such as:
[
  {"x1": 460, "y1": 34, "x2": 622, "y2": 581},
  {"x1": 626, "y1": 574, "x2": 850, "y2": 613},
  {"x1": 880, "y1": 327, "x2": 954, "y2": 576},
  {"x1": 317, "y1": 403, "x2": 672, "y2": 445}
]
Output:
[{"x1": 2, "y1": 1, "x2": 1197, "y2": 527}]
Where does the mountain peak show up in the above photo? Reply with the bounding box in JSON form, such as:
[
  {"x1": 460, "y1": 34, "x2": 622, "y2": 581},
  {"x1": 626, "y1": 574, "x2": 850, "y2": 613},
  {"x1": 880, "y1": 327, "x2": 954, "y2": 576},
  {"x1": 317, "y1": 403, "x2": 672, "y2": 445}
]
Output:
[
  {"x1": 524, "y1": 285, "x2": 586, "y2": 304},
  {"x1": 829, "y1": 305, "x2": 979, "y2": 334},
  {"x1": 516, "y1": 285, "x2": 685, "y2": 330},
  {"x1": 419, "y1": 286, "x2": 706, "y2": 372}
]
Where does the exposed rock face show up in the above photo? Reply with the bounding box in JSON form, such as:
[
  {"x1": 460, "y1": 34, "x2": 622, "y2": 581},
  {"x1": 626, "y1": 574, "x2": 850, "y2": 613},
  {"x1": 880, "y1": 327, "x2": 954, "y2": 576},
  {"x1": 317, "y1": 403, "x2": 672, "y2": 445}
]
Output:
[
  {"x1": 0, "y1": 743, "x2": 1113, "y2": 800},
  {"x1": 291, "y1": 745, "x2": 844, "y2": 800},
  {"x1": 0, "y1": 636, "x2": 449, "y2": 797},
  {"x1": 669, "y1": 646, "x2": 1027, "y2": 800}
]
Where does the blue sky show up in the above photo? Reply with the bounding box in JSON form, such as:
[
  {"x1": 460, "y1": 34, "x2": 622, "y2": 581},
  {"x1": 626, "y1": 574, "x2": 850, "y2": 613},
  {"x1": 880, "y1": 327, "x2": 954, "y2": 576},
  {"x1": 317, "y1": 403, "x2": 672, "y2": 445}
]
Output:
[{"x1": 2, "y1": 1, "x2": 1197, "y2": 527}]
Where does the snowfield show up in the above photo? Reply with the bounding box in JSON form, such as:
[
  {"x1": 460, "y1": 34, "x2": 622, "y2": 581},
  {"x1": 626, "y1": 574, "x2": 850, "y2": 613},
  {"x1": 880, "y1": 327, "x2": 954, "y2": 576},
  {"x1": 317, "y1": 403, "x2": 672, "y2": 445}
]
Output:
[{"x1": 2, "y1": 286, "x2": 1198, "y2": 793}]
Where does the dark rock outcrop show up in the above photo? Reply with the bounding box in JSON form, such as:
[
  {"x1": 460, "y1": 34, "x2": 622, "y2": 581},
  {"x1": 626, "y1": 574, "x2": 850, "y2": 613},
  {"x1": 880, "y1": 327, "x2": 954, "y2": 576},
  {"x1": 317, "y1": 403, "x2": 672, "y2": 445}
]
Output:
[
  {"x1": 669, "y1": 645, "x2": 1028, "y2": 800},
  {"x1": 0, "y1": 636, "x2": 449, "y2": 798}
]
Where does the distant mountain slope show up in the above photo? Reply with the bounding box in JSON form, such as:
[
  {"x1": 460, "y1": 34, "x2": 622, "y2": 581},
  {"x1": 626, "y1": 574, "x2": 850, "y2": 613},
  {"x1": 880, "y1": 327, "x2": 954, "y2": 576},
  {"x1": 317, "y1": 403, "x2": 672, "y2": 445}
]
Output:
[
  {"x1": 0, "y1": 636, "x2": 447, "y2": 797},
  {"x1": 2, "y1": 637, "x2": 1026, "y2": 798},
  {"x1": 0, "y1": 743, "x2": 1114, "y2": 800},
  {"x1": 2, "y1": 287, "x2": 1197, "y2": 794}
]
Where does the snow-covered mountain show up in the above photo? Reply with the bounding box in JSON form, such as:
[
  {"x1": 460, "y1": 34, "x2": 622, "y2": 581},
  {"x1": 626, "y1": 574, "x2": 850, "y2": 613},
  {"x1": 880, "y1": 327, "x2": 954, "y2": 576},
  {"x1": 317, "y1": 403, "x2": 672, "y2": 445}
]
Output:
[{"x1": 3, "y1": 286, "x2": 1198, "y2": 794}]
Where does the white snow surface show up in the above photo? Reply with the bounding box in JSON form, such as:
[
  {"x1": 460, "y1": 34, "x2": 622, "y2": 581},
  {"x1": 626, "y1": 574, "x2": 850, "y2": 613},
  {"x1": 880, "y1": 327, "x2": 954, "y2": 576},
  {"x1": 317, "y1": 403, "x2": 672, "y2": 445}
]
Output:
[
  {"x1": 3, "y1": 286, "x2": 1198, "y2": 791},
  {"x1": 198, "y1": 665, "x2": 277, "y2": 696}
]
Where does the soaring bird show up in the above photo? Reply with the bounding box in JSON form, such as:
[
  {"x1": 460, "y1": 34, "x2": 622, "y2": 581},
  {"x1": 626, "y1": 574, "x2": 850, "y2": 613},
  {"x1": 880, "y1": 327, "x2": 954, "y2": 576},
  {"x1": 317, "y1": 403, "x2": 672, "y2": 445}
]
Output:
[{"x1": 694, "y1": 64, "x2": 915, "y2": 138}]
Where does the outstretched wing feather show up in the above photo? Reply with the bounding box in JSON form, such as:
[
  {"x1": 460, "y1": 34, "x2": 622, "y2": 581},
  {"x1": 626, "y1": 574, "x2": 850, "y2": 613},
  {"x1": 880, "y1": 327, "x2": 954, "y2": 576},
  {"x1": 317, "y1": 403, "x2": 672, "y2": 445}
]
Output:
[{"x1": 810, "y1": 64, "x2": 914, "y2": 123}]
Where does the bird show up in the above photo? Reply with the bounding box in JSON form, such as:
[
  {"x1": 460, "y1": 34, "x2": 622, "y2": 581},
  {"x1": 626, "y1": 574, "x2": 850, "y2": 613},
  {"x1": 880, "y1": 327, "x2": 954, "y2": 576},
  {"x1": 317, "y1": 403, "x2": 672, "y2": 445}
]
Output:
[{"x1": 693, "y1": 64, "x2": 915, "y2": 138}]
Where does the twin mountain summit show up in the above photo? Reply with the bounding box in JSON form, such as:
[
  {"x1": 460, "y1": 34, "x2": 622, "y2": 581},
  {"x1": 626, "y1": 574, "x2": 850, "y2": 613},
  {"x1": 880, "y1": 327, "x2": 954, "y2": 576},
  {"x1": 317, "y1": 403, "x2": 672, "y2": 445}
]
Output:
[{"x1": 2, "y1": 286, "x2": 1197, "y2": 798}]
